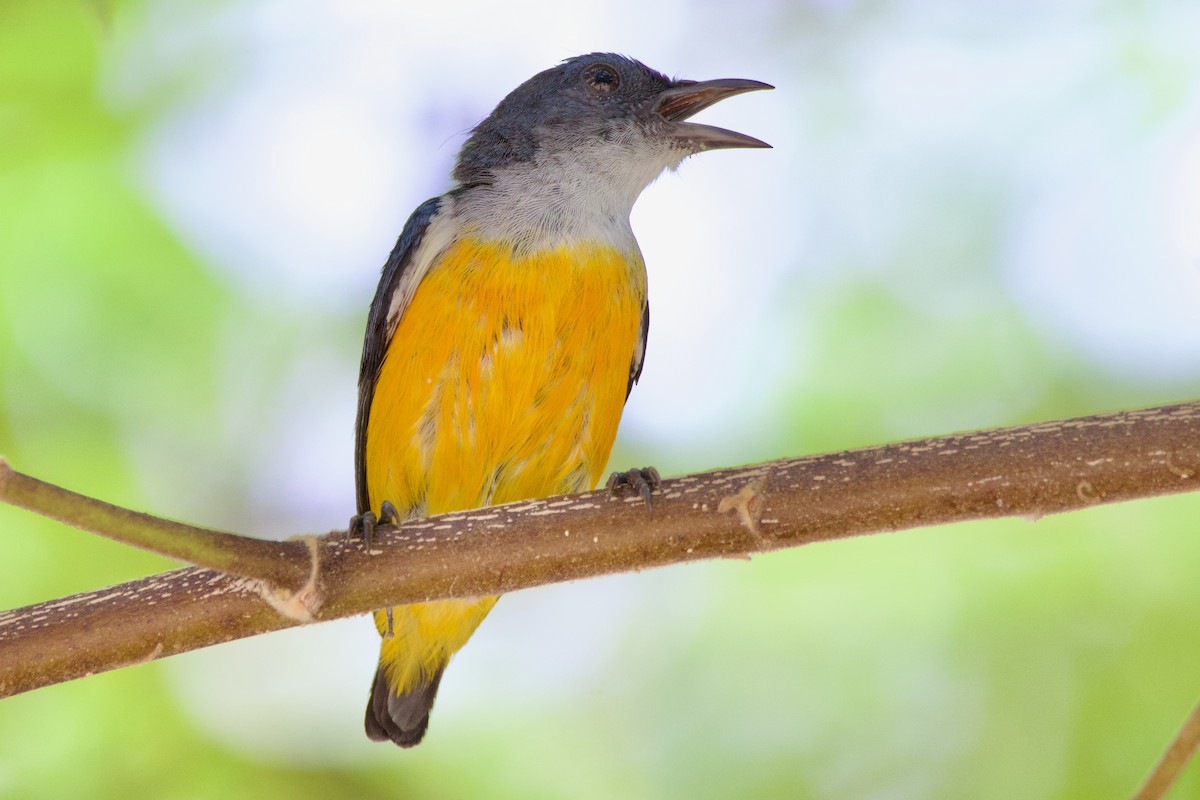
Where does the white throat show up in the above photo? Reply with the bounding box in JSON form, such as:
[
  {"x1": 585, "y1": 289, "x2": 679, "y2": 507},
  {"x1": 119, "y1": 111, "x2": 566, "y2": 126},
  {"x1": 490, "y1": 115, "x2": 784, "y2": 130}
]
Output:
[{"x1": 450, "y1": 140, "x2": 687, "y2": 252}]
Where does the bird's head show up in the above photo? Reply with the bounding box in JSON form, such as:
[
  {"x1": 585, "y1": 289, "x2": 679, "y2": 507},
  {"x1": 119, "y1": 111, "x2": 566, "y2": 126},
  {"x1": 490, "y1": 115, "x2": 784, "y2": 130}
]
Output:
[{"x1": 453, "y1": 53, "x2": 772, "y2": 199}]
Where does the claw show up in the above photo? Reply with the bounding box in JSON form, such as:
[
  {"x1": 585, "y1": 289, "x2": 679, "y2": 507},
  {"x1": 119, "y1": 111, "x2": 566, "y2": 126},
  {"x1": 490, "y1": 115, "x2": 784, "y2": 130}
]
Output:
[
  {"x1": 349, "y1": 500, "x2": 401, "y2": 548},
  {"x1": 379, "y1": 500, "x2": 401, "y2": 527},
  {"x1": 384, "y1": 606, "x2": 395, "y2": 638},
  {"x1": 349, "y1": 510, "x2": 378, "y2": 546},
  {"x1": 606, "y1": 466, "x2": 662, "y2": 517}
]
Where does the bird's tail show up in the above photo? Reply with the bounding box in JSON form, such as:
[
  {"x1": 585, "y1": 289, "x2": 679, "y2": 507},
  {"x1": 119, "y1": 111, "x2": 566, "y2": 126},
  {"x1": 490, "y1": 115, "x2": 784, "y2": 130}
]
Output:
[
  {"x1": 363, "y1": 597, "x2": 498, "y2": 747},
  {"x1": 365, "y1": 661, "x2": 445, "y2": 747}
]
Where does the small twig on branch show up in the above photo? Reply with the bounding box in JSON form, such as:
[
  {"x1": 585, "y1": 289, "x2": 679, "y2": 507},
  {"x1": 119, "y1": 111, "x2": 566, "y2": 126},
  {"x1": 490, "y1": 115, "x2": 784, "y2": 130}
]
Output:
[
  {"x1": 1133, "y1": 699, "x2": 1200, "y2": 800},
  {"x1": 0, "y1": 457, "x2": 312, "y2": 593},
  {"x1": 1, "y1": 400, "x2": 1198, "y2": 705}
]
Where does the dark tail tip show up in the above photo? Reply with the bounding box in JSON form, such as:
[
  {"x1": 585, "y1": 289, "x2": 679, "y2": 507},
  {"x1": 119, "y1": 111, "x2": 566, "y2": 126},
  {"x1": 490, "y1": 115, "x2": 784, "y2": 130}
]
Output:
[{"x1": 365, "y1": 666, "x2": 446, "y2": 747}]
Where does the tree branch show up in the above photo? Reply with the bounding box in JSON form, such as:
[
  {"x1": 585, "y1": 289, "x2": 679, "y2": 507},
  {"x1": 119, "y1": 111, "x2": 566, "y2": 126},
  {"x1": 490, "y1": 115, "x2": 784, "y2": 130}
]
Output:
[
  {"x1": 0, "y1": 457, "x2": 311, "y2": 591},
  {"x1": 1134, "y1": 698, "x2": 1200, "y2": 800},
  {"x1": 2, "y1": 400, "x2": 1198, "y2": 702}
]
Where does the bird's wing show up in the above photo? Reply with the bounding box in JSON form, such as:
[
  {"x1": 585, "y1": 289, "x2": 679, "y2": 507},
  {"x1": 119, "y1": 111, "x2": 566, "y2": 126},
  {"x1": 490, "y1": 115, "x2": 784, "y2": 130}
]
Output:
[
  {"x1": 626, "y1": 301, "x2": 649, "y2": 400},
  {"x1": 353, "y1": 196, "x2": 449, "y2": 515}
]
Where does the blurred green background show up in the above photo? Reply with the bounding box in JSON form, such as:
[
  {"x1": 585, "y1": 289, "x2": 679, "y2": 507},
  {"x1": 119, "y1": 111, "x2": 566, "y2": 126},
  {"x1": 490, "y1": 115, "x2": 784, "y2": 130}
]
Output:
[{"x1": 3, "y1": 1, "x2": 1200, "y2": 798}]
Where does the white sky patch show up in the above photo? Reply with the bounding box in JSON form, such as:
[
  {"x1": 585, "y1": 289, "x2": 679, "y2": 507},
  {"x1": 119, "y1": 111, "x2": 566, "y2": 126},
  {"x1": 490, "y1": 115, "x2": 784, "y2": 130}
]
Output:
[{"x1": 1165, "y1": 126, "x2": 1200, "y2": 276}]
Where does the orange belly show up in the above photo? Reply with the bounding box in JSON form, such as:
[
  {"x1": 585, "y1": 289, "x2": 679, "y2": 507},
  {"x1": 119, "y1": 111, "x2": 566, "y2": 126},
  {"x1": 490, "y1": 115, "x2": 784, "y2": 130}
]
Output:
[
  {"x1": 365, "y1": 237, "x2": 647, "y2": 518},
  {"x1": 363, "y1": 236, "x2": 647, "y2": 692}
]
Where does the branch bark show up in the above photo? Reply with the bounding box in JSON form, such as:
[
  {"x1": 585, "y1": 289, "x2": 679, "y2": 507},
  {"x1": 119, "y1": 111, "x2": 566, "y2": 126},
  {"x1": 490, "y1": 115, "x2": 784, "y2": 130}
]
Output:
[{"x1": 2, "y1": 400, "x2": 1198, "y2": 702}]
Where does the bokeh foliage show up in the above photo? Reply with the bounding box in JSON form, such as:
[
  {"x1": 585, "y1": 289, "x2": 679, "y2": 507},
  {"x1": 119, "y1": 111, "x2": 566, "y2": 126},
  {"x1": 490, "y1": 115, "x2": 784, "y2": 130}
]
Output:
[{"x1": 3, "y1": 1, "x2": 1200, "y2": 798}]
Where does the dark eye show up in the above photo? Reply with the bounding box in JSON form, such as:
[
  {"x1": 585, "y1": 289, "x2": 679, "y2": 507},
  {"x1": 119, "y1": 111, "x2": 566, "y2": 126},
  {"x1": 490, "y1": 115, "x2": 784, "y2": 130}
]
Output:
[{"x1": 584, "y1": 64, "x2": 619, "y2": 94}]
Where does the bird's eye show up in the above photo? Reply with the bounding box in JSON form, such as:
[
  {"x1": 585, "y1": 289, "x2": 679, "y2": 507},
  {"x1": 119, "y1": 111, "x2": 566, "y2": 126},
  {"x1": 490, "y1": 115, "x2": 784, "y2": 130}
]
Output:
[{"x1": 584, "y1": 64, "x2": 619, "y2": 94}]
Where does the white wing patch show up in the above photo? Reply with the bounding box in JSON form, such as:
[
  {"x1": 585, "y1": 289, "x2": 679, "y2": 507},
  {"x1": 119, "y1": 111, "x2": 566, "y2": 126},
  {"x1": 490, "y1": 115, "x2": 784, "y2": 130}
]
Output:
[{"x1": 384, "y1": 209, "x2": 459, "y2": 340}]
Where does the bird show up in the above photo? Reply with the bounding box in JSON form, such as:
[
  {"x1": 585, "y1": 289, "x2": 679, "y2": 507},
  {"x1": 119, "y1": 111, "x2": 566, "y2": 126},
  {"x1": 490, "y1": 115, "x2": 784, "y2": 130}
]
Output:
[{"x1": 354, "y1": 52, "x2": 771, "y2": 747}]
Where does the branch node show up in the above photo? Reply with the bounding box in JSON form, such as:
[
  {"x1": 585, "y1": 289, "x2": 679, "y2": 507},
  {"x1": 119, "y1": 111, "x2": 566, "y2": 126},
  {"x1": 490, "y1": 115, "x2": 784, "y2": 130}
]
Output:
[
  {"x1": 257, "y1": 535, "x2": 324, "y2": 622},
  {"x1": 718, "y1": 474, "x2": 770, "y2": 543},
  {"x1": 1076, "y1": 480, "x2": 1101, "y2": 503},
  {"x1": 1167, "y1": 454, "x2": 1196, "y2": 480},
  {"x1": 136, "y1": 642, "x2": 165, "y2": 665}
]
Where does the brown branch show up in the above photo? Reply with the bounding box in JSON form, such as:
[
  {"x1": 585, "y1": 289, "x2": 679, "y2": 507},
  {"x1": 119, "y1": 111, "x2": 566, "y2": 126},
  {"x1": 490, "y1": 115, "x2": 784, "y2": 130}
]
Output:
[
  {"x1": 0, "y1": 457, "x2": 311, "y2": 592},
  {"x1": 1133, "y1": 698, "x2": 1200, "y2": 800},
  {"x1": 1, "y1": 400, "x2": 1198, "y2": 705}
]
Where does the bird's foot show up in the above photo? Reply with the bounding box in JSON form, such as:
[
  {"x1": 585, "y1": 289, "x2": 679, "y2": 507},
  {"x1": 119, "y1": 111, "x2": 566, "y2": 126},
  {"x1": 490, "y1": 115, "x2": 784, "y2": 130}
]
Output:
[
  {"x1": 349, "y1": 500, "x2": 401, "y2": 547},
  {"x1": 606, "y1": 466, "x2": 662, "y2": 516}
]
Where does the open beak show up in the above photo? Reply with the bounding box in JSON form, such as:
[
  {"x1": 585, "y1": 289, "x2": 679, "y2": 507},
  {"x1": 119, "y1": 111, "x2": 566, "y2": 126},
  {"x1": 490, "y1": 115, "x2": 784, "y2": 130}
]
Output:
[{"x1": 654, "y1": 77, "x2": 774, "y2": 150}]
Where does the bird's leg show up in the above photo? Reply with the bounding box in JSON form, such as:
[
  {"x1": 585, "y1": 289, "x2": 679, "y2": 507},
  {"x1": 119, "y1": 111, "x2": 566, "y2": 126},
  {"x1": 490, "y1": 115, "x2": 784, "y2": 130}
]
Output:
[
  {"x1": 606, "y1": 466, "x2": 662, "y2": 516},
  {"x1": 351, "y1": 503, "x2": 402, "y2": 638},
  {"x1": 374, "y1": 502, "x2": 401, "y2": 637}
]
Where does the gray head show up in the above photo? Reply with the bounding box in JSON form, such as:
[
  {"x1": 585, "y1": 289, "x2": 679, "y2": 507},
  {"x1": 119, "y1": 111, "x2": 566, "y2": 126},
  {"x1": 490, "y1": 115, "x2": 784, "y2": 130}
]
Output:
[{"x1": 452, "y1": 53, "x2": 772, "y2": 191}]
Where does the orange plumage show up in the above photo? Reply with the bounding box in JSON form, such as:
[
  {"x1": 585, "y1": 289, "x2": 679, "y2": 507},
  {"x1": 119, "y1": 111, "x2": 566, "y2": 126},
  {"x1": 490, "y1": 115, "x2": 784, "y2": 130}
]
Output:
[{"x1": 363, "y1": 236, "x2": 646, "y2": 737}]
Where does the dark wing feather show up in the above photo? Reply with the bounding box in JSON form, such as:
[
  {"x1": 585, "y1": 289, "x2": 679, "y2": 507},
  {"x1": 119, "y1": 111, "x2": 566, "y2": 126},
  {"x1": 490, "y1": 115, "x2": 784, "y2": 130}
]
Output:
[
  {"x1": 354, "y1": 196, "x2": 442, "y2": 515},
  {"x1": 626, "y1": 301, "x2": 649, "y2": 400}
]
